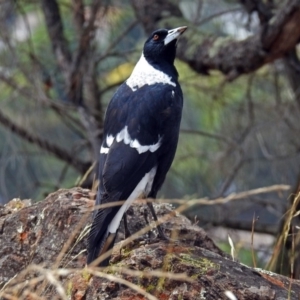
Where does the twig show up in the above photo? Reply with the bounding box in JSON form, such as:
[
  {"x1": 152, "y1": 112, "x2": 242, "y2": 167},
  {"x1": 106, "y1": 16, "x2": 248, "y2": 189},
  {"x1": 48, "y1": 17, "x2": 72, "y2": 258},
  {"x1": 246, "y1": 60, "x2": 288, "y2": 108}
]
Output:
[
  {"x1": 215, "y1": 155, "x2": 244, "y2": 198},
  {"x1": 96, "y1": 20, "x2": 139, "y2": 63},
  {"x1": 180, "y1": 128, "x2": 238, "y2": 147},
  {"x1": 0, "y1": 109, "x2": 89, "y2": 174},
  {"x1": 87, "y1": 269, "x2": 158, "y2": 300},
  {"x1": 251, "y1": 212, "x2": 258, "y2": 268},
  {"x1": 197, "y1": 7, "x2": 242, "y2": 26},
  {"x1": 228, "y1": 234, "x2": 235, "y2": 261},
  {"x1": 267, "y1": 191, "x2": 300, "y2": 271}
]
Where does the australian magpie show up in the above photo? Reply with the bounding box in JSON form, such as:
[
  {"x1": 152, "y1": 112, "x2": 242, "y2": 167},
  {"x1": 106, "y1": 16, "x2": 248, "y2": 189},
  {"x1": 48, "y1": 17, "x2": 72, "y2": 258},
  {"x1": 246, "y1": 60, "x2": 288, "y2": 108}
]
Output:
[{"x1": 87, "y1": 26, "x2": 187, "y2": 266}]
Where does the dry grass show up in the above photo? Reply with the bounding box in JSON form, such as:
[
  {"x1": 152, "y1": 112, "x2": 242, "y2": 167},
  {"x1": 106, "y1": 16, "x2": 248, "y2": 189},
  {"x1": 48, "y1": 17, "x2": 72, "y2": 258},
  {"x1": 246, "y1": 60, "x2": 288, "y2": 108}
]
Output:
[{"x1": 267, "y1": 191, "x2": 300, "y2": 273}]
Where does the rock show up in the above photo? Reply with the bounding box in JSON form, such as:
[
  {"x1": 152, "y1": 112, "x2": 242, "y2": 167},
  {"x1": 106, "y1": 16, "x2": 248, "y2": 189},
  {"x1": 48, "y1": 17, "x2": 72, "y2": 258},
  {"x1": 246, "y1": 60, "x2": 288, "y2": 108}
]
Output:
[{"x1": 0, "y1": 187, "x2": 299, "y2": 299}]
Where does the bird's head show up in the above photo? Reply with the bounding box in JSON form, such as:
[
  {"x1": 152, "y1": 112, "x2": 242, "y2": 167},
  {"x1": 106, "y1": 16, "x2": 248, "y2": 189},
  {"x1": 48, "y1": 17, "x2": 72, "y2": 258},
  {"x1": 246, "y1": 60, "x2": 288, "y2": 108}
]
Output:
[{"x1": 143, "y1": 26, "x2": 187, "y2": 65}]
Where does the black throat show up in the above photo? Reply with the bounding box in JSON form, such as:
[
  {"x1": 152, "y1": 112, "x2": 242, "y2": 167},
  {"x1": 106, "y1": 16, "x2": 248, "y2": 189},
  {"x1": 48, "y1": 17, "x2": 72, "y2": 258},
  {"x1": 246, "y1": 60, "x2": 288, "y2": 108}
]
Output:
[{"x1": 143, "y1": 35, "x2": 180, "y2": 80}]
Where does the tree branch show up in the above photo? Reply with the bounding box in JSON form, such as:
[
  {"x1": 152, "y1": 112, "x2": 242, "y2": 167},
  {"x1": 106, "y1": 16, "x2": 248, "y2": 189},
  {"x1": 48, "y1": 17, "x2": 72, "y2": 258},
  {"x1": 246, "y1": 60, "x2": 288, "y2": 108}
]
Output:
[
  {"x1": 41, "y1": 0, "x2": 104, "y2": 164},
  {"x1": 67, "y1": 0, "x2": 106, "y2": 105},
  {"x1": 132, "y1": 0, "x2": 300, "y2": 80},
  {"x1": 0, "y1": 110, "x2": 89, "y2": 174},
  {"x1": 72, "y1": 0, "x2": 84, "y2": 35},
  {"x1": 41, "y1": 0, "x2": 72, "y2": 82}
]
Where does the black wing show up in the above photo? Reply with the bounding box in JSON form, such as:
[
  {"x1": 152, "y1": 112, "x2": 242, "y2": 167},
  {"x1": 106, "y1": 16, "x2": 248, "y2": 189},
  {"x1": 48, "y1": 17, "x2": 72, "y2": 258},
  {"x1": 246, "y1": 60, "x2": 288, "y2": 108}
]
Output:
[{"x1": 101, "y1": 82, "x2": 182, "y2": 196}]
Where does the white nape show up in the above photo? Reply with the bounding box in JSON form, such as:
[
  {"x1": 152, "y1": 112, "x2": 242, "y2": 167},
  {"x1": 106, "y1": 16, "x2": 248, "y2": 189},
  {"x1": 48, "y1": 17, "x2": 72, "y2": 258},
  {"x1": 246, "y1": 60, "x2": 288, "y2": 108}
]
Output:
[
  {"x1": 108, "y1": 166, "x2": 157, "y2": 233},
  {"x1": 101, "y1": 126, "x2": 162, "y2": 155},
  {"x1": 126, "y1": 54, "x2": 176, "y2": 92}
]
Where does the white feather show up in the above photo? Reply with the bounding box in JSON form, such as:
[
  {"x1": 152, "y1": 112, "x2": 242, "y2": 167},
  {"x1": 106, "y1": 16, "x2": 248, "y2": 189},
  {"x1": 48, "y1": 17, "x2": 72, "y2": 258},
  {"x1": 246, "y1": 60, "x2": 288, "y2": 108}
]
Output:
[
  {"x1": 108, "y1": 166, "x2": 157, "y2": 233},
  {"x1": 100, "y1": 146, "x2": 109, "y2": 154},
  {"x1": 130, "y1": 137, "x2": 162, "y2": 154},
  {"x1": 106, "y1": 135, "x2": 114, "y2": 147},
  {"x1": 116, "y1": 127, "x2": 125, "y2": 143},
  {"x1": 110, "y1": 127, "x2": 162, "y2": 154},
  {"x1": 126, "y1": 54, "x2": 176, "y2": 92},
  {"x1": 123, "y1": 126, "x2": 131, "y2": 144}
]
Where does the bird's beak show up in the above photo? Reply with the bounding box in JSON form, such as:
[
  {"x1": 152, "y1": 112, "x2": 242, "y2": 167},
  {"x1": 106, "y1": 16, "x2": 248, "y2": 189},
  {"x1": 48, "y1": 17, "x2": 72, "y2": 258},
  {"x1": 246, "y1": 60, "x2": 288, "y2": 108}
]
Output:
[{"x1": 164, "y1": 26, "x2": 187, "y2": 45}]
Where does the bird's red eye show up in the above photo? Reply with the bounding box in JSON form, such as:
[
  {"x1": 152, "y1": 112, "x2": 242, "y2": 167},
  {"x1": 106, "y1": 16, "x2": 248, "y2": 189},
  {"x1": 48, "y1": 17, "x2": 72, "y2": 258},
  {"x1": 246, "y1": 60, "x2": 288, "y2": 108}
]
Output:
[{"x1": 153, "y1": 34, "x2": 159, "y2": 41}]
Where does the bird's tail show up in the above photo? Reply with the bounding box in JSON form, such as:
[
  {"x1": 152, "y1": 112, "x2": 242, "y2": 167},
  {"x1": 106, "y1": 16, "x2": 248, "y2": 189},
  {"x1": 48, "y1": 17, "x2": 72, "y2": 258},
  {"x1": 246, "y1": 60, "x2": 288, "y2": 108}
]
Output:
[
  {"x1": 87, "y1": 203, "x2": 119, "y2": 266},
  {"x1": 87, "y1": 224, "x2": 118, "y2": 266},
  {"x1": 87, "y1": 191, "x2": 121, "y2": 266}
]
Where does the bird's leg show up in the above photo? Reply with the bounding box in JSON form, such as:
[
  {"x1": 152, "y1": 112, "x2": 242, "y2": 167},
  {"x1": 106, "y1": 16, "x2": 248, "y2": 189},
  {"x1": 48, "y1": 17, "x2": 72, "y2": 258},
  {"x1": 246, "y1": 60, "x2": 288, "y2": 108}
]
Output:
[
  {"x1": 147, "y1": 201, "x2": 169, "y2": 241},
  {"x1": 123, "y1": 213, "x2": 131, "y2": 239},
  {"x1": 142, "y1": 205, "x2": 155, "y2": 239},
  {"x1": 143, "y1": 206, "x2": 149, "y2": 224}
]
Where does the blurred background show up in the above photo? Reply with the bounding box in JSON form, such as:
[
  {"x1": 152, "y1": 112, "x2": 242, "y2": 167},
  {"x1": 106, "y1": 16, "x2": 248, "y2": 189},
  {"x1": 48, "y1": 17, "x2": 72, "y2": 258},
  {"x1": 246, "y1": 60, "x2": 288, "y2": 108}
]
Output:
[{"x1": 0, "y1": 0, "x2": 299, "y2": 277}]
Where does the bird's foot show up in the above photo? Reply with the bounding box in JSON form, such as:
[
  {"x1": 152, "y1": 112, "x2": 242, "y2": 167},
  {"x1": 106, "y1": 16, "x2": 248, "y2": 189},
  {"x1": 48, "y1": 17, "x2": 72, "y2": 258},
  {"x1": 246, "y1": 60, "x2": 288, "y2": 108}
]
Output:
[
  {"x1": 156, "y1": 224, "x2": 169, "y2": 241},
  {"x1": 146, "y1": 224, "x2": 177, "y2": 244},
  {"x1": 124, "y1": 227, "x2": 131, "y2": 239},
  {"x1": 123, "y1": 212, "x2": 132, "y2": 239}
]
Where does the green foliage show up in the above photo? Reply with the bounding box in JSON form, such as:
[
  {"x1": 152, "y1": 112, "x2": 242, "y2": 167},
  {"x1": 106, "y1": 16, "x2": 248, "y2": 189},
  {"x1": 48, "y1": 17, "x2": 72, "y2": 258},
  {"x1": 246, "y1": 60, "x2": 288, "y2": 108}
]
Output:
[{"x1": 218, "y1": 241, "x2": 264, "y2": 268}]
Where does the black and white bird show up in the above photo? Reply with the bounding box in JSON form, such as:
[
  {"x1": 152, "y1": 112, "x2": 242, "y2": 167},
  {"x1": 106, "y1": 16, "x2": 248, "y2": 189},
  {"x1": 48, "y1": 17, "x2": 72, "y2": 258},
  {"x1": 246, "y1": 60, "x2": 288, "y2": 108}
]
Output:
[{"x1": 87, "y1": 26, "x2": 187, "y2": 266}]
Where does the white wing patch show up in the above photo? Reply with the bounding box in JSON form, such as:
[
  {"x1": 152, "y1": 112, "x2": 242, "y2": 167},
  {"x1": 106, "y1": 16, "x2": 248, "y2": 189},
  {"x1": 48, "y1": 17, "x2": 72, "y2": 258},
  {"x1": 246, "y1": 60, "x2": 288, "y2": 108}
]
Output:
[
  {"x1": 108, "y1": 166, "x2": 157, "y2": 233},
  {"x1": 106, "y1": 135, "x2": 114, "y2": 147},
  {"x1": 100, "y1": 134, "x2": 115, "y2": 153},
  {"x1": 100, "y1": 126, "x2": 162, "y2": 154},
  {"x1": 116, "y1": 126, "x2": 131, "y2": 144},
  {"x1": 130, "y1": 138, "x2": 161, "y2": 154},
  {"x1": 100, "y1": 146, "x2": 109, "y2": 154},
  {"x1": 126, "y1": 54, "x2": 176, "y2": 92}
]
